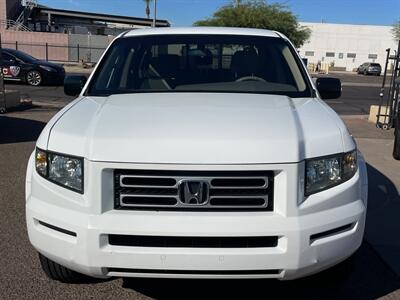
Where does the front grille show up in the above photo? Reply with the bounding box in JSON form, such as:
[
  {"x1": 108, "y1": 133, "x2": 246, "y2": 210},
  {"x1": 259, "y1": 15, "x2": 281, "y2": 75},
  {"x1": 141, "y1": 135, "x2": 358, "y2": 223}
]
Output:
[
  {"x1": 114, "y1": 170, "x2": 274, "y2": 211},
  {"x1": 108, "y1": 235, "x2": 278, "y2": 248}
]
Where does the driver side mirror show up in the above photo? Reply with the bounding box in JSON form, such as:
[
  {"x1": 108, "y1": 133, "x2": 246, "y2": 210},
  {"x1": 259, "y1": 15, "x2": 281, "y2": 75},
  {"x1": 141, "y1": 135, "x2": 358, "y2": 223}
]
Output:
[
  {"x1": 315, "y1": 77, "x2": 342, "y2": 100},
  {"x1": 64, "y1": 75, "x2": 87, "y2": 96}
]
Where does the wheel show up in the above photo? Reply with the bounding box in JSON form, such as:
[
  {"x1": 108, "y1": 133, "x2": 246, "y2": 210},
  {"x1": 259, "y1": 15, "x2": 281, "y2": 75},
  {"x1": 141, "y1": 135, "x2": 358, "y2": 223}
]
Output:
[
  {"x1": 394, "y1": 117, "x2": 400, "y2": 160},
  {"x1": 26, "y1": 70, "x2": 42, "y2": 86},
  {"x1": 38, "y1": 253, "x2": 84, "y2": 283}
]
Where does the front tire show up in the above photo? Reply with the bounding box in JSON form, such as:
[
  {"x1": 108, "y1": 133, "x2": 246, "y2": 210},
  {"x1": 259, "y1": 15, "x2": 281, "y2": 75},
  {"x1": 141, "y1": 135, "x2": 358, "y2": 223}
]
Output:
[
  {"x1": 394, "y1": 117, "x2": 400, "y2": 160},
  {"x1": 38, "y1": 253, "x2": 84, "y2": 283},
  {"x1": 26, "y1": 70, "x2": 42, "y2": 86}
]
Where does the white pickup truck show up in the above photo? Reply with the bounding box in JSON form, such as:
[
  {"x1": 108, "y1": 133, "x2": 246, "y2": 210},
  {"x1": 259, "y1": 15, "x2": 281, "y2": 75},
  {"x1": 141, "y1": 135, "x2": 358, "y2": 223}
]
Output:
[{"x1": 26, "y1": 27, "x2": 368, "y2": 282}]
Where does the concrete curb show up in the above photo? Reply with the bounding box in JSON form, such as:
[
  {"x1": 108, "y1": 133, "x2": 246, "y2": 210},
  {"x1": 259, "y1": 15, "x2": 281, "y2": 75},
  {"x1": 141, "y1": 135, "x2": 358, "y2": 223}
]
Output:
[
  {"x1": 340, "y1": 114, "x2": 368, "y2": 119},
  {"x1": 342, "y1": 82, "x2": 386, "y2": 87}
]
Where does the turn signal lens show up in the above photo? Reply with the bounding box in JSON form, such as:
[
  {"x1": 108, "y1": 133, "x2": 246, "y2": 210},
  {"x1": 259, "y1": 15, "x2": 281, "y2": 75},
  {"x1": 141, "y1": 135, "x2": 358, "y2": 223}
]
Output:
[
  {"x1": 35, "y1": 149, "x2": 47, "y2": 177},
  {"x1": 35, "y1": 148, "x2": 84, "y2": 194},
  {"x1": 343, "y1": 151, "x2": 357, "y2": 181}
]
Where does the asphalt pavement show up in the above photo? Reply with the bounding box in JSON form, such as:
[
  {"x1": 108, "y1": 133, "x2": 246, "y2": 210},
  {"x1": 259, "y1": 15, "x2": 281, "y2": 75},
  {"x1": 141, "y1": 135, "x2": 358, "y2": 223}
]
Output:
[
  {"x1": 1, "y1": 72, "x2": 400, "y2": 299},
  {"x1": 3, "y1": 70, "x2": 388, "y2": 114}
]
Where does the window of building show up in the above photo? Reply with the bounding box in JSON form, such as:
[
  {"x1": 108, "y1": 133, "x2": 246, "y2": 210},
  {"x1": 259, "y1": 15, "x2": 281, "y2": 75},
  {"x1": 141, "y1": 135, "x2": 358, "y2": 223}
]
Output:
[
  {"x1": 368, "y1": 54, "x2": 378, "y2": 59},
  {"x1": 305, "y1": 51, "x2": 314, "y2": 57},
  {"x1": 326, "y1": 52, "x2": 335, "y2": 57},
  {"x1": 338, "y1": 53, "x2": 344, "y2": 59},
  {"x1": 347, "y1": 53, "x2": 356, "y2": 58}
]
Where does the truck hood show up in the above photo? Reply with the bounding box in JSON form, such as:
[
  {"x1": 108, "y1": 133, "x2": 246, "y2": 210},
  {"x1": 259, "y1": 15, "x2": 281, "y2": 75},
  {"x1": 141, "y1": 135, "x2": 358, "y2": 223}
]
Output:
[{"x1": 47, "y1": 93, "x2": 354, "y2": 164}]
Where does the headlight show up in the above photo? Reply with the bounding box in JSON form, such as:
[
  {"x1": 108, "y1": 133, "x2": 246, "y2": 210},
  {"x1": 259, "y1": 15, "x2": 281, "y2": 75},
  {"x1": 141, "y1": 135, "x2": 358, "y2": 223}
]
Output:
[
  {"x1": 305, "y1": 150, "x2": 357, "y2": 196},
  {"x1": 35, "y1": 148, "x2": 84, "y2": 193},
  {"x1": 39, "y1": 65, "x2": 57, "y2": 72}
]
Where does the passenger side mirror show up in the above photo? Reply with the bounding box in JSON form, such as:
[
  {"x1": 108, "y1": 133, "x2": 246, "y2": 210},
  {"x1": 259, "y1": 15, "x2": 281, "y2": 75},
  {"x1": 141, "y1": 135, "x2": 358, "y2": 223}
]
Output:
[
  {"x1": 315, "y1": 77, "x2": 341, "y2": 100},
  {"x1": 64, "y1": 75, "x2": 87, "y2": 96}
]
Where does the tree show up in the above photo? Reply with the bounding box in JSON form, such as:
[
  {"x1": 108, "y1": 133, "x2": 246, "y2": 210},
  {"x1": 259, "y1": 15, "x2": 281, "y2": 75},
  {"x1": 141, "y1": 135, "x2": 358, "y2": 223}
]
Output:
[
  {"x1": 193, "y1": 0, "x2": 311, "y2": 47},
  {"x1": 393, "y1": 21, "x2": 400, "y2": 41}
]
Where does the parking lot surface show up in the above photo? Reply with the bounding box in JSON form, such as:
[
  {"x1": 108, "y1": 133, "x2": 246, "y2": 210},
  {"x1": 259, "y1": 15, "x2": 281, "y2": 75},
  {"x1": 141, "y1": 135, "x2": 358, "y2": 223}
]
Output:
[
  {"x1": 4, "y1": 71, "x2": 387, "y2": 115},
  {"x1": 1, "y1": 72, "x2": 400, "y2": 299}
]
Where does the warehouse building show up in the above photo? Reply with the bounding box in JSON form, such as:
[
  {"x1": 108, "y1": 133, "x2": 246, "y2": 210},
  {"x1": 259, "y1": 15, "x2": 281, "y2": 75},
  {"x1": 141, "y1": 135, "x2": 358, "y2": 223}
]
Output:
[{"x1": 299, "y1": 22, "x2": 398, "y2": 72}]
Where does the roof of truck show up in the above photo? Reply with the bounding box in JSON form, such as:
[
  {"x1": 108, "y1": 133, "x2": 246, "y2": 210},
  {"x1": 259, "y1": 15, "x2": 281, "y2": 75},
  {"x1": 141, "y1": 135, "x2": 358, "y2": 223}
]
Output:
[{"x1": 123, "y1": 27, "x2": 282, "y2": 38}]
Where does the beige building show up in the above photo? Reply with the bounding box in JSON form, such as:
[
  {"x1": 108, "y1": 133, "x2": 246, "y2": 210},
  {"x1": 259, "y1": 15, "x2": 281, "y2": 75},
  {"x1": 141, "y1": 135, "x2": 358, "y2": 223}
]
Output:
[{"x1": 299, "y1": 22, "x2": 399, "y2": 71}]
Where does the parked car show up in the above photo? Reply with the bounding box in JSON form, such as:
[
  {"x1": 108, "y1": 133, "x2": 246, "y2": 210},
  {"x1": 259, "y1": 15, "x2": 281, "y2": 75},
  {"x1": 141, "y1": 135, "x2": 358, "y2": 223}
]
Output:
[
  {"x1": 357, "y1": 62, "x2": 382, "y2": 76},
  {"x1": 0, "y1": 49, "x2": 65, "y2": 86},
  {"x1": 26, "y1": 27, "x2": 368, "y2": 282}
]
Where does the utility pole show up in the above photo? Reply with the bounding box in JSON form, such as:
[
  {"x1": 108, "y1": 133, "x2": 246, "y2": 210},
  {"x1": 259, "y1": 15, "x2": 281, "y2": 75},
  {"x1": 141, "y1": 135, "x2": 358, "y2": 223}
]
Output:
[{"x1": 152, "y1": 0, "x2": 157, "y2": 28}]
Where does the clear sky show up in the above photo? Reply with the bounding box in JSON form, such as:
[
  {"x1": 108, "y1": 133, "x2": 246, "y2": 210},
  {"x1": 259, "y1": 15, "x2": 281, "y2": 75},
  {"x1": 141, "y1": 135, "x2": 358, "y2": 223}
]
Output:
[{"x1": 39, "y1": 0, "x2": 400, "y2": 27}]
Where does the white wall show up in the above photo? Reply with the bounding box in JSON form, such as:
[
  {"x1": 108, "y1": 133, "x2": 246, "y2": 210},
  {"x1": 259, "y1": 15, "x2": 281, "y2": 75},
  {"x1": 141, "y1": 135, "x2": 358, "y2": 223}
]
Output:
[{"x1": 299, "y1": 22, "x2": 398, "y2": 71}]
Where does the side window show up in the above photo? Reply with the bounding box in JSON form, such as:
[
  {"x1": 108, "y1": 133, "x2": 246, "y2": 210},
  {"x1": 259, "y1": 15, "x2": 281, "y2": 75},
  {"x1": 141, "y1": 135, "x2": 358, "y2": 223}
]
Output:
[
  {"x1": 1, "y1": 52, "x2": 14, "y2": 62},
  {"x1": 92, "y1": 45, "x2": 126, "y2": 91}
]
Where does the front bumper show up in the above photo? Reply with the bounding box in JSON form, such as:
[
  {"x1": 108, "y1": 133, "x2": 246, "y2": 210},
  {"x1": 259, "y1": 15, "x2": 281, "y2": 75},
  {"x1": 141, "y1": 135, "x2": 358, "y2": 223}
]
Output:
[
  {"x1": 26, "y1": 154, "x2": 368, "y2": 280},
  {"x1": 366, "y1": 70, "x2": 381, "y2": 75},
  {"x1": 41, "y1": 70, "x2": 65, "y2": 85}
]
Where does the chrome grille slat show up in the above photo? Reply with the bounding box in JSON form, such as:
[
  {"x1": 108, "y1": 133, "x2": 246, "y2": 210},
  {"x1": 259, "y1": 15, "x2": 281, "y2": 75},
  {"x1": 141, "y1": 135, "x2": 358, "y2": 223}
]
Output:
[
  {"x1": 120, "y1": 175, "x2": 177, "y2": 188},
  {"x1": 210, "y1": 195, "x2": 268, "y2": 199},
  {"x1": 209, "y1": 186, "x2": 267, "y2": 189},
  {"x1": 121, "y1": 194, "x2": 179, "y2": 198},
  {"x1": 114, "y1": 170, "x2": 274, "y2": 211}
]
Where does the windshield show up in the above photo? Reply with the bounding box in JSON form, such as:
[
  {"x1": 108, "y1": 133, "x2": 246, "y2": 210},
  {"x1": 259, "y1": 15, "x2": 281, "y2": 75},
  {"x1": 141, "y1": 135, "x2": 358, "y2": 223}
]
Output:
[{"x1": 88, "y1": 34, "x2": 312, "y2": 97}]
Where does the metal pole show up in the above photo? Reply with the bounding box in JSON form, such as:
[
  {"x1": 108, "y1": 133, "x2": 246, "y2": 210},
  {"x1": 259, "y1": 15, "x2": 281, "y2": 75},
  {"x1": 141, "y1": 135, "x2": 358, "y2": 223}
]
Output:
[
  {"x1": 377, "y1": 48, "x2": 391, "y2": 128},
  {"x1": 152, "y1": 0, "x2": 157, "y2": 28},
  {"x1": 87, "y1": 32, "x2": 91, "y2": 63},
  {"x1": 390, "y1": 42, "x2": 400, "y2": 128},
  {"x1": 0, "y1": 33, "x2": 6, "y2": 113},
  {"x1": 45, "y1": 43, "x2": 48, "y2": 61}
]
